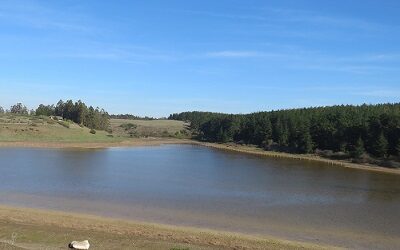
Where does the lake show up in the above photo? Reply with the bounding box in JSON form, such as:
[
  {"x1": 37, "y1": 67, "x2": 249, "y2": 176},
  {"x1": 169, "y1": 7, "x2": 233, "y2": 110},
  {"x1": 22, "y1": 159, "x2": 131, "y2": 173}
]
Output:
[{"x1": 0, "y1": 144, "x2": 399, "y2": 249}]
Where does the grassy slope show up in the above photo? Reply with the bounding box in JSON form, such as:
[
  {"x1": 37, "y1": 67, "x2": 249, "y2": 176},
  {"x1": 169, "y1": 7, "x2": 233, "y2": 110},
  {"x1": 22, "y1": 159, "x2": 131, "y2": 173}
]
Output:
[
  {"x1": 110, "y1": 118, "x2": 190, "y2": 138},
  {"x1": 0, "y1": 115, "x2": 117, "y2": 143},
  {"x1": 0, "y1": 115, "x2": 190, "y2": 143}
]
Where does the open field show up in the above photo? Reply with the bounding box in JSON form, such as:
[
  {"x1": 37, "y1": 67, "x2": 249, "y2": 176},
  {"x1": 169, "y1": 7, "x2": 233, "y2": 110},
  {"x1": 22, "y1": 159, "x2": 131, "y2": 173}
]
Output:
[
  {"x1": 110, "y1": 118, "x2": 190, "y2": 138},
  {"x1": 0, "y1": 115, "x2": 190, "y2": 143},
  {"x1": 0, "y1": 206, "x2": 330, "y2": 250}
]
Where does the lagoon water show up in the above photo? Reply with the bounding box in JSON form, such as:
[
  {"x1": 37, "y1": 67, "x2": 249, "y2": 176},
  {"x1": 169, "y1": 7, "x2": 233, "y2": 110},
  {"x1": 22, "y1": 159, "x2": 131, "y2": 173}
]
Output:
[{"x1": 0, "y1": 145, "x2": 399, "y2": 248}]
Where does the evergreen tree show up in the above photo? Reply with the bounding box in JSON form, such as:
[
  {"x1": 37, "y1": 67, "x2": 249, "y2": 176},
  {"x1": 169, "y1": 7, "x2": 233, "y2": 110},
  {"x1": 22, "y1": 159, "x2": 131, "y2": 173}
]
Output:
[
  {"x1": 371, "y1": 132, "x2": 388, "y2": 157},
  {"x1": 350, "y1": 137, "x2": 365, "y2": 158},
  {"x1": 170, "y1": 103, "x2": 400, "y2": 158},
  {"x1": 298, "y1": 129, "x2": 313, "y2": 153},
  {"x1": 396, "y1": 139, "x2": 400, "y2": 156},
  {"x1": 36, "y1": 104, "x2": 55, "y2": 116},
  {"x1": 55, "y1": 100, "x2": 64, "y2": 117},
  {"x1": 34, "y1": 100, "x2": 110, "y2": 131}
]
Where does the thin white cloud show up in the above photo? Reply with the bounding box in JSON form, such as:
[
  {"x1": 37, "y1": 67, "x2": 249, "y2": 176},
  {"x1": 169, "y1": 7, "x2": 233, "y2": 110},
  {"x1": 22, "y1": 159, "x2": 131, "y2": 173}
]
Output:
[
  {"x1": 251, "y1": 84, "x2": 400, "y2": 98},
  {"x1": 172, "y1": 9, "x2": 266, "y2": 21},
  {"x1": 262, "y1": 7, "x2": 392, "y2": 31},
  {"x1": 354, "y1": 90, "x2": 400, "y2": 98},
  {"x1": 0, "y1": 0, "x2": 93, "y2": 32},
  {"x1": 205, "y1": 51, "x2": 263, "y2": 58},
  {"x1": 177, "y1": 6, "x2": 394, "y2": 34},
  {"x1": 204, "y1": 50, "x2": 287, "y2": 59}
]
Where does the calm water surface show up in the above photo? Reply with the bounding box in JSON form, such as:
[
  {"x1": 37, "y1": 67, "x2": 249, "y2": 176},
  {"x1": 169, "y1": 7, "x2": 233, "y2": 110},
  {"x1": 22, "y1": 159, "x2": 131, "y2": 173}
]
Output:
[{"x1": 0, "y1": 145, "x2": 399, "y2": 249}]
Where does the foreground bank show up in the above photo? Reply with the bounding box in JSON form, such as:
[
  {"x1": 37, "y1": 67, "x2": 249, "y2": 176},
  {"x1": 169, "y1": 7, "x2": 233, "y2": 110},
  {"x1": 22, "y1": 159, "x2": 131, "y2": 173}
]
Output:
[{"x1": 0, "y1": 206, "x2": 329, "y2": 250}]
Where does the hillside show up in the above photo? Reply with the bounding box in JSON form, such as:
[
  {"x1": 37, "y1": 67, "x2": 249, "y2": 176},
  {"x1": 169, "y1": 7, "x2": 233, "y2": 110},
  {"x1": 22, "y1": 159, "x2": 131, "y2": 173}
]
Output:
[
  {"x1": 0, "y1": 115, "x2": 191, "y2": 143},
  {"x1": 0, "y1": 114, "x2": 116, "y2": 143},
  {"x1": 110, "y1": 118, "x2": 190, "y2": 138}
]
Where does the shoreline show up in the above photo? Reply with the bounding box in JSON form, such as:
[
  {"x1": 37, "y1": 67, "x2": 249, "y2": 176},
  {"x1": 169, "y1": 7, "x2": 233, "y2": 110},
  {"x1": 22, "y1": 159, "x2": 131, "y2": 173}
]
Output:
[
  {"x1": 0, "y1": 138, "x2": 195, "y2": 149},
  {"x1": 0, "y1": 205, "x2": 329, "y2": 250},
  {"x1": 198, "y1": 141, "x2": 400, "y2": 175},
  {"x1": 0, "y1": 138, "x2": 399, "y2": 175}
]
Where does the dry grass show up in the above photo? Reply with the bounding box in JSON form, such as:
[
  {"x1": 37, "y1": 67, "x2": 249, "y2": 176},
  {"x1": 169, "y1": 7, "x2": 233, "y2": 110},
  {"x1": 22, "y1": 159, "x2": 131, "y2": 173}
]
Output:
[
  {"x1": 0, "y1": 115, "x2": 117, "y2": 143},
  {"x1": 0, "y1": 206, "x2": 332, "y2": 250},
  {"x1": 0, "y1": 115, "x2": 191, "y2": 143},
  {"x1": 110, "y1": 119, "x2": 190, "y2": 138}
]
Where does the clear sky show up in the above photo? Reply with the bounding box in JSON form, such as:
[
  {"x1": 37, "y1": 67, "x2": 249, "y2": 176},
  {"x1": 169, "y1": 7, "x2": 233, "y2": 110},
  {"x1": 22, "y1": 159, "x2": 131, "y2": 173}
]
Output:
[{"x1": 0, "y1": 0, "x2": 399, "y2": 117}]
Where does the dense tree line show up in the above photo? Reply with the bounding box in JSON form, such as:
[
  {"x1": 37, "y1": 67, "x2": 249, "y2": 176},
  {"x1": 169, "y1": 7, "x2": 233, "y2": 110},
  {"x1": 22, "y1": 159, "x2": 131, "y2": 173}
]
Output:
[
  {"x1": 169, "y1": 103, "x2": 400, "y2": 158},
  {"x1": 36, "y1": 100, "x2": 110, "y2": 130}
]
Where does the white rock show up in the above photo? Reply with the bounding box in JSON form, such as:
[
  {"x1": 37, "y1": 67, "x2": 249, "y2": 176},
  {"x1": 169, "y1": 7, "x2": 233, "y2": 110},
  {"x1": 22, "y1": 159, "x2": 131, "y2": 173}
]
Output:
[{"x1": 69, "y1": 240, "x2": 90, "y2": 249}]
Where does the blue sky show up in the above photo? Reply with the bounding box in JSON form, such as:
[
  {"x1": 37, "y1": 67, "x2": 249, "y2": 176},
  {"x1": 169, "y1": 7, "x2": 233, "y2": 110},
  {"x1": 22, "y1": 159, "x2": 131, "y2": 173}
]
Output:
[{"x1": 0, "y1": 0, "x2": 399, "y2": 117}]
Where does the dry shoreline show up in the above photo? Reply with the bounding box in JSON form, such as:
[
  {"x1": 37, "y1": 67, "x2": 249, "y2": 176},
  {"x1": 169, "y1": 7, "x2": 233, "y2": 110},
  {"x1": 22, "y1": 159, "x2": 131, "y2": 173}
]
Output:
[
  {"x1": 0, "y1": 138, "x2": 399, "y2": 175},
  {"x1": 198, "y1": 142, "x2": 400, "y2": 175},
  {"x1": 0, "y1": 205, "x2": 332, "y2": 250},
  {"x1": 0, "y1": 138, "x2": 194, "y2": 149}
]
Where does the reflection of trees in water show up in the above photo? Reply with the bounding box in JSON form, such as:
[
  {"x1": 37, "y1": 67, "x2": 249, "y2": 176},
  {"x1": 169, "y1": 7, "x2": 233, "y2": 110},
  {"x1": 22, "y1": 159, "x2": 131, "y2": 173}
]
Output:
[
  {"x1": 329, "y1": 170, "x2": 400, "y2": 202},
  {"x1": 364, "y1": 173, "x2": 400, "y2": 202},
  {"x1": 56, "y1": 149, "x2": 107, "y2": 179}
]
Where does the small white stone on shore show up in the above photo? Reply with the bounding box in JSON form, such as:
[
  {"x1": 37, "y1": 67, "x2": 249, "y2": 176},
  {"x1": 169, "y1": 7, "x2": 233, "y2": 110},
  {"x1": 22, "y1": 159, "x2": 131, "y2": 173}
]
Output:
[{"x1": 69, "y1": 240, "x2": 90, "y2": 249}]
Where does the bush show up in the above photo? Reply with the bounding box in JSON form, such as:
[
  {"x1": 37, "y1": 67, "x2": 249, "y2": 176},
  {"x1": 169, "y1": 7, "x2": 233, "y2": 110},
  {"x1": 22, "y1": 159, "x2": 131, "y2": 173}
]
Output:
[
  {"x1": 90, "y1": 129, "x2": 96, "y2": 134},
  {"x1": 120, "y1": 123, "x2": 137, "y2": 131},
  {"x1": 57, "y1": 120, "x2": 70, "y2": 128}
]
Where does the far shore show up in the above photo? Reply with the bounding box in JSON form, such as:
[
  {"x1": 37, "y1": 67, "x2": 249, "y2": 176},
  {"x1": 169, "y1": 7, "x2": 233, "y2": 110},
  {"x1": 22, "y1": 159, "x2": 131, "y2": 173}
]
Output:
[
  {"x1": 0, "y1": 138, "x2": 195, "y2": 149},
  {"x1": 0, "y1": 205, "x2": 330, "y2": 250},
  {"x1": 0, "y1": 138, "x2": 399, "y2": 175}
]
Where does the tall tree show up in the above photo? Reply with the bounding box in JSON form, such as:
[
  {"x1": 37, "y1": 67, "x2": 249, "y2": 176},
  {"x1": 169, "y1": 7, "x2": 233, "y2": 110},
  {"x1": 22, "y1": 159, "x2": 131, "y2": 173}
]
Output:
[
  {"x1": 55, "y1": 100, "x2": 64, "y2": 117},
  {"x1": 10, "y1": 103, "x2": 28, "y2": 115},
  {"x1": 36, "y1": 104, "x2": 55, "y2": 116},
  {"x1": 395, "y1": 139, "x2": 400, "y2": 156},
  {"x1": 350, "y1": 137, "x2": 365, "y2": 158},
  {"x1": 371, "y1": 132, "x2": 389, "y2": 158}
]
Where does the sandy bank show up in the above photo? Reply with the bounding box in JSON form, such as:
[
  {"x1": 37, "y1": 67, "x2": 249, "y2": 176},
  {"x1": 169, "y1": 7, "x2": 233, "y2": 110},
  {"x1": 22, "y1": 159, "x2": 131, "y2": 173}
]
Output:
[
  {"x1": 0, "y1": 138, "x2": 194, "y2": 149},
  {"x1": 0, "y1": 205, "x2": 330, "y2": 250},
  {"x1": 197, "y1": 142, "x2": 400, "y2": 175}
]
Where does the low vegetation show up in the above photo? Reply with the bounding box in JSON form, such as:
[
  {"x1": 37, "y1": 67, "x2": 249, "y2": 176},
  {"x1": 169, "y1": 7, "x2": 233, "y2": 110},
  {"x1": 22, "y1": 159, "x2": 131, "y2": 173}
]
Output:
[
  {"x1": 110, "y1": 114, "x2": 157, "y2": 120},
  {"x1": 111, "y1": 119, "x2": 190, "y2": 138},
  {"x1": 0, "y1": 114, "x2": 116, "y2": 143}
]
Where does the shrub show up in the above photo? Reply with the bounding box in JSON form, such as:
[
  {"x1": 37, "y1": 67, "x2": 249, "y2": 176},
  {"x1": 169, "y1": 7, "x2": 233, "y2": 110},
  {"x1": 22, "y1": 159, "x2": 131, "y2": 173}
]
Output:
[
  {"x1": 90, "y1": 129, "x2": 96, "y2": 134},
  {"x1": 46, "y1": 118, "x2": 56, "y2": 125},
  {"x1": 120, "y1": 123, "x2": 137, "y2": 131},
  {"x1": 57, "y1": 120, "x2": 70, "y2": 128}
]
